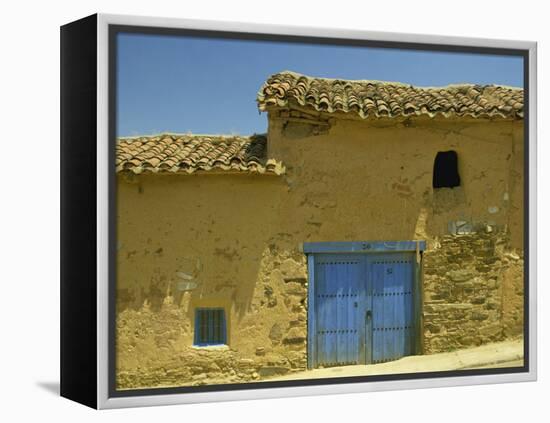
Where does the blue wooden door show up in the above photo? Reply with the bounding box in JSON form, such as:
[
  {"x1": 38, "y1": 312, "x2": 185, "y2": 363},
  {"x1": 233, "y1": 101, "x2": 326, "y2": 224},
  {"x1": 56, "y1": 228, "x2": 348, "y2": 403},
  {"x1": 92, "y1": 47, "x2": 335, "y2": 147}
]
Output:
[
  {"x1": 311, "y1": 251, "x2": 416, "y2": 368},
  {"x1": 369, "y1": 253, "x2": 415, "y2": 363},
  {"x1": 313, "y1": 254, "x2": 368, "y2": 368}
]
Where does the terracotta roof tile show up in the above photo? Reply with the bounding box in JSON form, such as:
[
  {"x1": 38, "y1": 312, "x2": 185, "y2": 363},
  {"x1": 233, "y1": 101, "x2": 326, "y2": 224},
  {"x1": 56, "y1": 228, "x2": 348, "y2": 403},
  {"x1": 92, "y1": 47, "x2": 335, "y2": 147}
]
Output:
[
  {"x1": 116, "y1": 134, "x2": 285, "y2": 175},
  {"x1": 257, "y1": 71, "x2": 524, "y2": 120}
]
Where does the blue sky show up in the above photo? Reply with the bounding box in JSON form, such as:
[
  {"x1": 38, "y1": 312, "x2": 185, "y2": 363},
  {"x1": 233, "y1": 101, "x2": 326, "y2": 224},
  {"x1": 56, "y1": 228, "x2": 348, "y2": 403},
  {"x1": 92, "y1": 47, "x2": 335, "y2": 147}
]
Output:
[{"x1": 116, "y1": 33, "x2": 523, "y2": 137}]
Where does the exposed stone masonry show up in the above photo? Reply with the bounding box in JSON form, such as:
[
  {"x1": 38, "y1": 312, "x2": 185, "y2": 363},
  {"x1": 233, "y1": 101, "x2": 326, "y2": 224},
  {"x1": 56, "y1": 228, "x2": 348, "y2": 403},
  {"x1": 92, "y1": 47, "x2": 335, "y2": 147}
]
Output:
[{"x1": 422, "y1": 229, "x2": 524, "y2": 354}]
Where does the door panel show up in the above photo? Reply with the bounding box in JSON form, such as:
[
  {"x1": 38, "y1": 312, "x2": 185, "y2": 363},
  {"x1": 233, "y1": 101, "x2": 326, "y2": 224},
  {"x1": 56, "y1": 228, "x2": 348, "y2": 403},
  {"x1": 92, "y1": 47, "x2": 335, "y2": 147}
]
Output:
[
  {"x1": 311, "y1": 251, "x2": 416, "y2": 368},
  {"x1": 314, "y1": 254, "x2": 366, "y2": 367},
  {"x1": 369, "y1": 253, "x2": 415, "y2": 363}
]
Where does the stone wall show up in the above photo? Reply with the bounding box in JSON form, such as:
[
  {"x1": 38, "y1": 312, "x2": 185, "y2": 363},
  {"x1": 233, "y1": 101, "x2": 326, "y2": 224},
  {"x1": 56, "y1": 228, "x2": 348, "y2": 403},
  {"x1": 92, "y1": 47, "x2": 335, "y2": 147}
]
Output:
[
  {"x1": 257, "y1": 245, "x2": 308, "y2": 370},
  {"x1": 422, "y1": 228, "x2": 524, "y2": 354}
]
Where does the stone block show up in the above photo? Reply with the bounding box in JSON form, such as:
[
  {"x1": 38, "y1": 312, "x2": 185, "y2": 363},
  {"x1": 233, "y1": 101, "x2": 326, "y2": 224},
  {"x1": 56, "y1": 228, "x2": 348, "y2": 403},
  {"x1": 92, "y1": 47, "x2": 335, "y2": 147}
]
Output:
[
  {"x1": 459, "y1": 335, "x2": 475, "y2": 346},
  {"x1": 425, "y1": 323, "x2": 441, "y2": 334},
  {"x1": 283, "y1": 327, "x2": 306, "y2": 345},
  {"x1": 285, "y1": 282, "x2": 306, "y2": 296},
  {"x1": 475, "y1": 264, "x2": 490, "y2": 272},
  {"x1": 255, "y1": 347, "x2": 266, "y2": 356},
  {"x1": 471, "y1": 296, "x2": 486, "y2": 305},
  {"x1": 485, "y1": 299, "x2": 499, "y2": 310},
  {"x1": 471, "y1": 311, "x2": 490, "y2": 321},
  {"x1": 478, "y1": 323, "x2": 503, "y2": 338},
  {"x1": 447, "y1": 269, "x2": 475, "y2": 282},
  {"x1": 279, "y1": 258, "x2": 307, "y2": 278},
  {"x1": 269, "y1": 323, "x2": 283, "y2": 344}
]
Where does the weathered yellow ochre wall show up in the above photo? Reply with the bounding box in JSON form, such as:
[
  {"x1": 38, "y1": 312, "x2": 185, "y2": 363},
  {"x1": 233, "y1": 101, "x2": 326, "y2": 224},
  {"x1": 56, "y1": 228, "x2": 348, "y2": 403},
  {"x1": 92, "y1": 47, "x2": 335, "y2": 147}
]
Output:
[{"x1": 116, "y1": 115, "x2": 524, "y2": 389}]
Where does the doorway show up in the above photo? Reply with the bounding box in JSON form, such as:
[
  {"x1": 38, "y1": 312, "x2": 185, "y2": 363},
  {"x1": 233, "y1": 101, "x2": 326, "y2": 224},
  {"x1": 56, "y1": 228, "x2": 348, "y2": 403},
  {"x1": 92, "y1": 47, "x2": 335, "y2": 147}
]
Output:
[{"x1": 304, "y1": 241, "x2": 425, "y2": 369}]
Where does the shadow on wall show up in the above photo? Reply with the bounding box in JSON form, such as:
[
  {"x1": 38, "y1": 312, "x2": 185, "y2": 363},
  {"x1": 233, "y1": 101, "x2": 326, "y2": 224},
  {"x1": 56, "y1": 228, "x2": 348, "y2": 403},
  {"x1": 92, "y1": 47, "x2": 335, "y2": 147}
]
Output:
[
  {"x1": 115, "y1": 227, "x2": 270, "y2": 320},
  {"x1": 115, "y1": 174, "x2": 287, "y2": 320}
]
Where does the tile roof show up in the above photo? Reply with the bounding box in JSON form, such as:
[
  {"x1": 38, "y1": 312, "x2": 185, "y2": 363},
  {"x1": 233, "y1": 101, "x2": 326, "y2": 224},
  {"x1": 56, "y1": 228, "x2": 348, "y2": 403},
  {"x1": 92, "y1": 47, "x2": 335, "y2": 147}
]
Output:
[
  {"x1": 257, "y1": 71, "x2": 524, "y2": 120},
  {"x1": 116, "y1": 134, "x2": 285, "y2": 175}
]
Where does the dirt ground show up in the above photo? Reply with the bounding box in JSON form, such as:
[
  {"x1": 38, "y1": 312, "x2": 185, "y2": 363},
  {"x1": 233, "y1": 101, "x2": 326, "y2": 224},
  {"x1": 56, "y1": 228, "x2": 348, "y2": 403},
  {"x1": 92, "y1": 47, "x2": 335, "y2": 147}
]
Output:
[{"x1": 264, "y1": 338, "x2": 524, "y2": 382}]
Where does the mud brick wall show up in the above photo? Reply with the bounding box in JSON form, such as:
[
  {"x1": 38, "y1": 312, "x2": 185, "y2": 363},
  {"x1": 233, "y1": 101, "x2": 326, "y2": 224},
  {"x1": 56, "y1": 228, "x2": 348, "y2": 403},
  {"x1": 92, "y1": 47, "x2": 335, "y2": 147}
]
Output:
[
  {"x1": 422, "y1": 230, "x2": 524, "y2": 354},
  {"x1": 116, "y1": 244, "x2": 308, "y2": 389}
]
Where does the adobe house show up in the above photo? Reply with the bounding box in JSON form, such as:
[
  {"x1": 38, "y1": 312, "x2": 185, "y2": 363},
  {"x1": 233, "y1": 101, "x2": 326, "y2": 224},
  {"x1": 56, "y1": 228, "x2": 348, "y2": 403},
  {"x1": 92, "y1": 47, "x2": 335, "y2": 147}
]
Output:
[{"x1": 115, "y1": 71, "x2": 524, "y2": 389}]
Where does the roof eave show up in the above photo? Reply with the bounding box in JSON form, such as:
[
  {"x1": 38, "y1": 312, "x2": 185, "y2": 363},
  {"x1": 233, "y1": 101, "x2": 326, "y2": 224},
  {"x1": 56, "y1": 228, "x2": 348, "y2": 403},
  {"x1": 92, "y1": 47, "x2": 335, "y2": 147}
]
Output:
[{"x1": 260, "y1": 102, "x2": 523, "y2": 123}]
